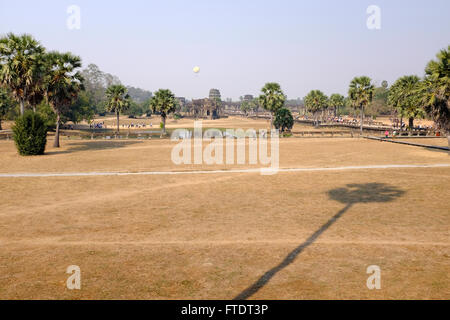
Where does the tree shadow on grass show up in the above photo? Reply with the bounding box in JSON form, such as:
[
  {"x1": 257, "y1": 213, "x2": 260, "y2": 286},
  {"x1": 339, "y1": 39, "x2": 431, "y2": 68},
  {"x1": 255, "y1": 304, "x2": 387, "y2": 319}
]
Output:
[
  {"x1": 234, "y1": 183, "x2": 405, "y2": 300},
  {"x1": 45, "y1": 140, "x2": 144, "y2": 155}
]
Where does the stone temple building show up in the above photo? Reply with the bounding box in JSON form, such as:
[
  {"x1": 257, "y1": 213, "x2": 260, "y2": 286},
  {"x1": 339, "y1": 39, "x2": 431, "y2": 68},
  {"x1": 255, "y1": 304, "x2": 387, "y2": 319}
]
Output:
[
  {"x1": 189, "y1": 98, "x2": 221, "y2": 119},
  {"x1": 183, "y1": 89, "x2": 223, "y2": 119},
  {"x1": 209, "y1": 89, "x2": 221, "y2": 101}
]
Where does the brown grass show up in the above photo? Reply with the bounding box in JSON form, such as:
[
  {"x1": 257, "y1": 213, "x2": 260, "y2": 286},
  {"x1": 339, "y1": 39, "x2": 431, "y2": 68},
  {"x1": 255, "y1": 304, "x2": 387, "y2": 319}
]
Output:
[
  {"x1": 395, "y1": 138, "x2": 449, "y2": 147},
  {"x1": 0, "y1": 121, "x2": 449, "y2": 299}
]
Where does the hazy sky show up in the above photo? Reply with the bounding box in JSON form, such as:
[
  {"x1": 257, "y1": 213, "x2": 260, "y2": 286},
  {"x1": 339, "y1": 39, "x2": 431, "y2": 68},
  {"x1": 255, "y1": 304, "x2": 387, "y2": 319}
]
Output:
[{"x1": 1, "y1": 0, "x2": 449, "y2": 100}]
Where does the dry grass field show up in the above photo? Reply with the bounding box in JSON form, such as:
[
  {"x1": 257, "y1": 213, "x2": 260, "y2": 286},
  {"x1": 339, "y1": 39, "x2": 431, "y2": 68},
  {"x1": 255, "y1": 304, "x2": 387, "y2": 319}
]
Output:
[{"x1": 0, "y1": 118, "x2": 449, "y2": 300}]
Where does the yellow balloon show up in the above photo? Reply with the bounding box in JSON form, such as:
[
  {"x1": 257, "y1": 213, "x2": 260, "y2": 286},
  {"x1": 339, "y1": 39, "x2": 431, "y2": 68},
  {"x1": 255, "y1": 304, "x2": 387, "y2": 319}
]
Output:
[{"x1": 193, "y1": 66, "x2": 200, "y2": 73}]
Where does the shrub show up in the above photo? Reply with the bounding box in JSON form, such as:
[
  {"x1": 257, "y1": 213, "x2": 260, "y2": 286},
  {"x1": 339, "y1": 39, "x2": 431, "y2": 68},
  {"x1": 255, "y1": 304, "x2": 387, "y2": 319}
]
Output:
[
  {"x1": 36, "y1": 101, "x2": 56, "y2": 129},
  {"x1": 274, "y1": 108, "x2": 294, "y2": 133},
  {"x1": 173, "y1": 112, "x2": 182, "y2": 120},
  {"x1": 12, "y1": 111, "x2": 47, "y2": 156}
]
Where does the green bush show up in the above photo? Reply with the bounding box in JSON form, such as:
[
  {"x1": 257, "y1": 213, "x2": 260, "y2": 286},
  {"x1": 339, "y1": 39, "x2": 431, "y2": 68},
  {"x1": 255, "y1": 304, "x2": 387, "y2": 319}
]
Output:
[
  {"x1": 12, "y1": 111, "x2": 48, "y2": 156},
  {"x1": 274, "y1": 108, "x2": 294, "y2": 133},
  {"x1": 36, "y1": 101, "x2": 56, "y2": 129},
  {"x1": 173, "y1": 112, "x2": 182, "y2": 120}
]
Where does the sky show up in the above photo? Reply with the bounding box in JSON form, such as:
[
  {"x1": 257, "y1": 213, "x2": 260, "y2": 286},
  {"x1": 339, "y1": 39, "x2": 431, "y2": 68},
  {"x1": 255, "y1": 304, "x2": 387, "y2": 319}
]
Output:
[{"x1": 1, "y1": 0, "x2": 449, "y2": 100}]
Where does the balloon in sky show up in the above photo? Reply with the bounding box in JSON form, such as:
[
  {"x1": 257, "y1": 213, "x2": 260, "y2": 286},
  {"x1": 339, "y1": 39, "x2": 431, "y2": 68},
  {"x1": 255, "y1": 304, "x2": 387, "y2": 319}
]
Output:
[{"x1": 193, "y1": 66, "x2": 200, "y2": 74}]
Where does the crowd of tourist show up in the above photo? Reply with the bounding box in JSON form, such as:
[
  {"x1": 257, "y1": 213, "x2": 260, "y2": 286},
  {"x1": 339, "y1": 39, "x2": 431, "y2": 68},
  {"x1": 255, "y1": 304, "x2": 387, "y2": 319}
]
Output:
[
  {"x1": 121, "y1": 122, "x2": 152, "y2": 129},
  {"x1": 299, "y1": 115, "x2": 434, "y2": 131},
  {"x1": 89, "y1": 122, "x2": 107, "y2": 129}
]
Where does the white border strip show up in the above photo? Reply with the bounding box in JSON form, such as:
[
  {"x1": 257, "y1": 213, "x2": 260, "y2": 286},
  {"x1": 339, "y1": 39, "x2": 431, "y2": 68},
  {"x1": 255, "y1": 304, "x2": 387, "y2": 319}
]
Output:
[{"x1": 0, "y1": 164, "x2": 449, "y2": 178}]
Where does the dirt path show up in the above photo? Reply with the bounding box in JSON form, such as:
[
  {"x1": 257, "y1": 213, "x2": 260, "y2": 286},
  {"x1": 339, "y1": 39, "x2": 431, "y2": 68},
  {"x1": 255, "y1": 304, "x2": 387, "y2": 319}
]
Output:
[
  {"x1": 3, "y1": 238, "x2": 448, "y2": 246},
  {"x1": 1, "y1": 163, "x2": 449, "y2": 178}
]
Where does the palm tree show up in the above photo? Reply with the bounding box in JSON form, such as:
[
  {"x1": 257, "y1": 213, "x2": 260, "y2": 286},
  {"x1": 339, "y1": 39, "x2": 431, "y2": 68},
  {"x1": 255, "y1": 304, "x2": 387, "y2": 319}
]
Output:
[
  {"x1": 105, "y1": 85, "x2": 131, "y2": 134},
  {"x1": 421, "y1": 46, "x2": 450, "y2": 147},
  {"x1": 329, "y1": 93, "x2": 345, "y2": 117},
  {"x1": 44, "y1": 52, "x2": 84, "y2": 148},
  {"x1": 150, "y1": 89, "x2": 176, "y2": 135},
  {"x1": 0, "y1": 33, "x2": 45, "y2": 114},
  {"x1": 258, "y1": 82, "x2": 286, "y2": 128},
  {"x1": 388, "y1": 75, "x2": 424, "y2": 131},
  {"x1": 304, "y1": 90, "x2": 328, "y2": 126},
  {"x1": 348, "y1": 76, "x2": 374, "y2": 134}
]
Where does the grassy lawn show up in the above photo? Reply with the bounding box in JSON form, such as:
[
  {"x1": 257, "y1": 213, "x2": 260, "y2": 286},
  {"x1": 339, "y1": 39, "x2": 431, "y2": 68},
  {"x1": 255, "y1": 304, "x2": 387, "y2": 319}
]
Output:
[{"x1": 0, "y1": 126, "x2": 449, "y2": 299}]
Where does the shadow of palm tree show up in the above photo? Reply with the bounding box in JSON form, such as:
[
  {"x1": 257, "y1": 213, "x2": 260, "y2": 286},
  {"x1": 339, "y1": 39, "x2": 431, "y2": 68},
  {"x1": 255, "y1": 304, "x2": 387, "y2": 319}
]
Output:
[
  {"x1": 45, "y1": 140, "x2": 143, "y2": 155},
  {"x1": 234, "y1": 183, "x2": 405, "y2": 300}
]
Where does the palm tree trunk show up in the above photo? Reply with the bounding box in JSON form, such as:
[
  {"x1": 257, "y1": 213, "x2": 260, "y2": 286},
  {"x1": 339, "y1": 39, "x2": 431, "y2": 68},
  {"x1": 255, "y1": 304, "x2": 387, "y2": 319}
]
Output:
[
  {"x1": 270, "y1": 112, "x2": 273, "y2": 129},
  {"x1": 0, "y1": 119, "x2": 2, "y2": 131},
  {"x1": 54, "y1": 113, "x2": 61, "y2": 148},
  {"x1": 20, "y1": 99, "x2": 25, "y2": 115},
  {"x1": 360, "y1": 105, "x2": 364, "y2": 134},
  {"x1": 409, "y1": 117, "x2": 414, "y2": 131},
  {"x1": 116, "y1": 110, "x2": 120, "y2": 134},
  {"x1": 162, "y1": 115, "x2": 166, "y2": 135}
]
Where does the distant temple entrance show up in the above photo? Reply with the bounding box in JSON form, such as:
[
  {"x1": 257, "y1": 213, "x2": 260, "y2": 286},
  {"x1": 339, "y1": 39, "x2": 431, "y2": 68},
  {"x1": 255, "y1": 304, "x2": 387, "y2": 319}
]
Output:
[
  {"x1": 190, "y1": 98, "x2": 221, "y2": 119},
  {"x1": 185, "y1": 89, "x2": 223, "y2": 119}
]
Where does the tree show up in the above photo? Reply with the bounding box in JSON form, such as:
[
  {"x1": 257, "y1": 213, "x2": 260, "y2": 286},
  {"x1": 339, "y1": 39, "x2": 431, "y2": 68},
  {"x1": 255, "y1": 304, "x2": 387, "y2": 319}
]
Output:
[
  {"x1": 348, "y1": 76, "x2": 374, "y2": 134},
  {"x1": 274, "y1": 108, "x2": 294, "y2": 133},
  {"x1": 388, "y1": 75, "x2": 424, "y2": 130},
  {"x1": 63, "y1": 91, "x2": 94, "y2": 124},
  {"x1": 126, "y1": 86, "x2": 152, "y2": 104},
  {"x1": 81, "y1": 64, "x2": 106, "y2": 110},
  {"x1": 369, "y1": 86, "x2": 391, "y2": 116},
  {"x1": 44, "y1": 52, "x2": 84, "y2": 148},
  {"x1": 126, "y1": 100, "x2": 145, "y2": 118},
  {"x1": 240, "y1": 100, "x2": 252, "y2": 116},
  {"x1": 421, "y1": 45, "x2": 450, "y2": 147},
  {"x1": 81, "y1": 64, "x2": 122, "y2": 115},
  {"x1": 328, "y1": 93, "x2": 345, "y2": 117},
  {"x1": 0, "y1": 33, "x2": 45, "y2": 115},
  {"x1": 258, "y1": 82, "x2": 286, "y2": 128},
  {"x1": 150, "y1": 89, "x2": 176, "y2": 135},
  {"x1": 0, "y1": 87, "x2": 15, "y2": 130},
  {"x1": 12, "y1": 111, "x2": 47, "y2": 155},
  {"x1": 35, "y1": 100, "x2": 57, "y2": 129},
  {"x1": 141, "y1": 97, "x2": 153, "y2": 116},
  {"x1": 304, "y1": 90, "x2": 328, "y2": 126},
  {"x1": 105, "y1": 84, "x2": 131, "y2": 134}
]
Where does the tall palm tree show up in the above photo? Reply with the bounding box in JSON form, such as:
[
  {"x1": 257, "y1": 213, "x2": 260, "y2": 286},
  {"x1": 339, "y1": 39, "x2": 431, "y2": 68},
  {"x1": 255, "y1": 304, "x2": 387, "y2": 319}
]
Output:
[
  {"x1": 304, "y1": 90, "x2": 328, "y2": 126},
  {"x1": 105, "y1": 85, "x2": 131, "y2": 134},
  {"x1": 44, "y1": 52, "x2": 84, "y2": 148},
  {"x1": 420, "y1": 46, "x2": 449, "y2": 148},
  {"x1": 150, "y1": 89, "x2": 176, "y2": 135},
  {"x1": 329, "y1": 93, "x2": 345, "y2": 117},
  {"x1": 0, "y1": 33, "x2": 45, "y2": 114},
  {"x1": 348, "y1": 76, "x2": 374, "y2": 134},
  {"x1": 388, "y1": 75, "x2": 424, "y2": 130},
  {"x1": 258, "y1": 82, "x2": 286, "y2": 128}
]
